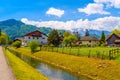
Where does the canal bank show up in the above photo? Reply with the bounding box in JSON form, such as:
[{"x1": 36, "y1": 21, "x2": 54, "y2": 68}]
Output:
[
  {"x1": 4, "y1": 49, "x2": 48, "y2": 80},
  {"x1": 8, "y1": 47, "x2": 120, "y2": 80},
  {"x1": 7, "y1": 47, "x2": 95, "y2": 80},
  {"x1": 8, "y1": 48, "x2": 84, "y2": 80}
]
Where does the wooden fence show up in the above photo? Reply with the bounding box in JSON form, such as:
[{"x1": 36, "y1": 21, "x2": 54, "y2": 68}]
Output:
[
  {"x1": 40, "y1": 47, "x2": 120, "y2": 60},
  {"x1": 109, "y1": 48, "x2": 120, "y2": 60}
]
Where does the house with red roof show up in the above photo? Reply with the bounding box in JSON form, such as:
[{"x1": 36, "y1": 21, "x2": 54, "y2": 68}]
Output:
[{"x1": 22, "y1": 30, "x2": 48, "y2": 46}]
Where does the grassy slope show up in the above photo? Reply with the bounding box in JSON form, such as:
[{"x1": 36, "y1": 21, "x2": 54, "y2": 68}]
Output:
[
  {"x1": 10, "y1": 47, "x2": 120, "y2": 80},
  {"x1": 4, "y1": 49, "x2": 48, "y2": 80}
]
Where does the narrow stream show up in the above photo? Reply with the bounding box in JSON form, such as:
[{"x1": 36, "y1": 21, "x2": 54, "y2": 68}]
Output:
[{"x1": 9, "y1": 50, "x2": 84, "y2": 80}]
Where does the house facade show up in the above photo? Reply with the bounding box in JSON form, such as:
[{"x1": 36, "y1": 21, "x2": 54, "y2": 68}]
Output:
[
  {"x1": 106, "y1": 34, "x2": 120, "y2": 46},
  {"x1": 22, "y1": 30, "x2": 48, "y2": 46},
  {"x1": 80, "y1": 36, "x2": 99, "y2": 46}
]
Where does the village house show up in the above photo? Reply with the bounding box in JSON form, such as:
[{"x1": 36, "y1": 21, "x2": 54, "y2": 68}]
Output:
[
  {"x1": 80, "y1": 36, "x2": 99, "y2": 46},
  {"x1": 21, "y1": 30, "x2": 48, "y2": 46},
  {"x1": 106, "y1": 33, "x2": 120, "y2": 46}
]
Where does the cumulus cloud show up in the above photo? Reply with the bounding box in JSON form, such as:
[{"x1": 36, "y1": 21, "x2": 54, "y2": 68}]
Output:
[
  {"x1": 46, "y1": 7, "x2": 64, "y2": 17},
  {"x1": 78, "y1": 0, "x2": 120, "y2": 15},
  {"x1": 94, "y1": 0, "x2": 120, "y2": 8},
  {"x1": 78, "y1": 3, "x2": 110, "y2": 15},
  {"x1": 21, "y1": 16, "x2": 120, "y2": 31}
]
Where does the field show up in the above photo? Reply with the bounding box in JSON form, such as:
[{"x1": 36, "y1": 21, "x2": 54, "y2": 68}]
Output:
[
  {"x1": 41, "y1": 47, "x2": 119, "y2": 59},
  {"x1": 9, "y1": 47, "x2": 120, "y2": 80},
  {"x1": 4, "y1": 48, "x2": 48, "y2": 80}
]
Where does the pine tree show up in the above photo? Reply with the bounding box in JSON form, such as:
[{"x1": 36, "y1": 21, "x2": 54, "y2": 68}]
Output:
[
  {"x1": 100, "y1": 31, "x2": 105, "y2": 46},
  {"x1": 85, "y1": 29, "x2": 90, "y2": 36}
]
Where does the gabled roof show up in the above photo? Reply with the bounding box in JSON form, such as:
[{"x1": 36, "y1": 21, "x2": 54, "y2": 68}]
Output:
[
  {"x1": 106, "y1": 33, "x2": 120, "y2": 41},
  {"x1": 24, "y1": 30, "x2": 47, "y2": 37},
  {"x1": 80, "y1": 36, "x2": 99, "y2": 41}
]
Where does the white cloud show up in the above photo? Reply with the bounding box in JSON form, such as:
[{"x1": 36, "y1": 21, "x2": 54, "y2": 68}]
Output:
[
  {"x1": 46, "y1": 7, "x2": 64, "y2": 17},
  {"x1": 78, "y1": 3, "x2": 110, "y2": 15},
  {"x1": 94, "y1": 0, "x2": 120, "y2": 8},
  {"x1": 21, "y1": 16, "x2": 120, "y2": 31}
]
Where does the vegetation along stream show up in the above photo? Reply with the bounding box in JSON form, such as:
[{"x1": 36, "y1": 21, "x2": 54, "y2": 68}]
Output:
[{"x1": 8, "y1": 49, "x2": 84, "y2": 80}]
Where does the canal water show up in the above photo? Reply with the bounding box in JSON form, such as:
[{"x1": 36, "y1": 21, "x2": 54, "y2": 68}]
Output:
[{"x1": 9, "y1": 50, "x2": 84, "y2": 80}]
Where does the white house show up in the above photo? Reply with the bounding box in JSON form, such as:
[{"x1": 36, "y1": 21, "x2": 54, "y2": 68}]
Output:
[{"x1": 22, "y1": 30, "x2": 48, "y2": 46}]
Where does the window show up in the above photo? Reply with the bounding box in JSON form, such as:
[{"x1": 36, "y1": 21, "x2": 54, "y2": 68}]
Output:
[
  {"x1": 41, "y1": 41, "x2": 43, "y2": 44},
  {"x1": 89, "y1": 40, "x2": 91, "y2": 43},
  {"x1": 37, "y1": 37, "x2": 39, "y2": 39},
  {"x1": 42, "y1": 37, "x2": 45, "y2": 39},
  {"x1": 28, "y1": 37, "x2": 30, "y2": 39}
]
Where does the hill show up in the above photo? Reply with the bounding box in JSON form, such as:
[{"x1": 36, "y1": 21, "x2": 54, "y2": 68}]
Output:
[
  {"x1": 0, "y1": 19, "x2": 65, "y2": 39},
  {"x1": 0, "y1": 19, "x2": 110, "y2": 39}
]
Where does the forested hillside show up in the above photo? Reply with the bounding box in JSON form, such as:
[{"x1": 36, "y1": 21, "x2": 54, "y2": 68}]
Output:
[{"x1": 0, "y1": 19, "x2": 65, "y2": 39}]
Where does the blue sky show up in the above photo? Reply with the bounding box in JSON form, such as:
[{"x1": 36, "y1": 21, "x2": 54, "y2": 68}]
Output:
[
  {"x1": 1, "y1": 0, "x2": 120, "y2": 31},
  {"x1": 0, "y1": 0, "x2": 94, "y2": 21}
]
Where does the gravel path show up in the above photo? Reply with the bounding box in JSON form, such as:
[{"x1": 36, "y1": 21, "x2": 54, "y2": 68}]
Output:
[{"x1": 0, "y1": 47, "x2": 16, "y2": 80}]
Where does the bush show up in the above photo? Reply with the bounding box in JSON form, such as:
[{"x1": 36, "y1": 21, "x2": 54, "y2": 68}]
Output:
[
  {"x1": 71, "y1": 44, "x2": 79, "y2": 47},
  {"x1": 29, "y1": 40, "x2": 39, "y2": 54},
  {"x1": 12, "y1": 41, "x2": 21, "y2": 48}
]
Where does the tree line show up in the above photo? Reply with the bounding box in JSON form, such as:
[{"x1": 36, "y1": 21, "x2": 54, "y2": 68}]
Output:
[{"x1": 11, "y1": 29, "x2": 120, "y2": 53}]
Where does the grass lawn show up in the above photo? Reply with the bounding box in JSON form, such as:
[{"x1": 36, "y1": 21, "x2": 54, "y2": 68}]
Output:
[
  {"x1": 9, "y1": 47, "x2": 120, "y2": 80},
  {"x1": 4, "y1": 48, "x2": 48, "y2": 80},
  {"x1": 41, "y1": 47, "x2": 117, "y2": 59}
]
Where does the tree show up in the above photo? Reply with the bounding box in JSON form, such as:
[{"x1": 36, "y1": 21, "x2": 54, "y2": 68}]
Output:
[
  {"x1": 0, "y1": 32, "x2": 8, "y2": 45},
  {"x1": 12, "y1": 41, "x2": 21, "y2": 48},
  {"x1": 63, "y1": 32, "x2": 71, "y2": 37},
  {"x1": 62, "y1": 37, "x2": 70, "y2": 46},
  {"x1": 63, "y1": 34, "x2": 77, "y2": 47},
  {"x1": 7, "y1": 37, "x2": 13, "y2": 45},
  {"x1": 48, "y1": 30, "x2": 60, "y2": 46},
  {"x1": 99, "y1": 31, "x2": 105, "y2": 46},
  {"x1": 112, "y1": 29, "x2": 120, "y2": 35},
  {"x1": 0, "y1": 28, "x2": 1, "y2": 36},
  {"x1": 85, "y1": 29, "x2": 90, "y2": 36},
  {"x1": 29, "y1": 40, "x2": 39, "y2": 53}
]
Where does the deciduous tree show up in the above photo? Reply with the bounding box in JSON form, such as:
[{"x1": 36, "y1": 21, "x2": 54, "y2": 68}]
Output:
[
  {"x1": 29, "y1": 40, "x2": 39, "y2": 53},
  {"x1": 112, "y1": 29, "x2": 120, "y2": 35},
  {"x1": 48, "y1": 30, "x2": 60, "y2": 46},
  {"x1": 63, "y1": 33, "x2": 77, "y2": 47},
  {"x1": 12, "y1": 41, "x2": 21, "y2": 48}
]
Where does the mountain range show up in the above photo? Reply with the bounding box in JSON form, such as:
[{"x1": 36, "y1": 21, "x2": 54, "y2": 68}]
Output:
[
  {"x1": 72, "y1": 28, "x2": 110, "y2": 38},
  {"x1": 0, "y1": 19, "x2": 110, "y2": 39},
  {"x1": 0, "y1": 19, "x2": 65, "y2": 39}
]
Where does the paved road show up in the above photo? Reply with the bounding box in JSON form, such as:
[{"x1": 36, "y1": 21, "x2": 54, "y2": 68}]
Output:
[{"x1": 0, "y1": 47, "x2": 16, "y2": 80}]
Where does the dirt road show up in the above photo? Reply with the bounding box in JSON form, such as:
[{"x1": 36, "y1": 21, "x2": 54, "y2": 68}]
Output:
[{"x1": 0, "y1": 47, "x2": 15, "y2": 80}]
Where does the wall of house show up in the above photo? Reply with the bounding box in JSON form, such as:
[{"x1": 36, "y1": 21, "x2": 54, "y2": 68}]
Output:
[
  {"x1": 81, "y1": 40, "x2": 98, "y2": 46},
  {"x1": 107, "y1": 35, "x2": 119, "y2": 46},
  {"x1": 23, "y1": 34, "x2": 48, "y2": 46}
]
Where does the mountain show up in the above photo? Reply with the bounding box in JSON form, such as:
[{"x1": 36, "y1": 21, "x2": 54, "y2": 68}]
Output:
[
  {"x1": 0, "y1": 19, "x2": 65, "y2": 39},
  {"x1": 0, "y1": 19, "x2": 110, "y2": 40},
  {"x1": 0, "y1": 19, "x2": 24, "y2": 26},
  {"x1": 72, "y1": 28, "x2": 110, "y2": 38}
]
